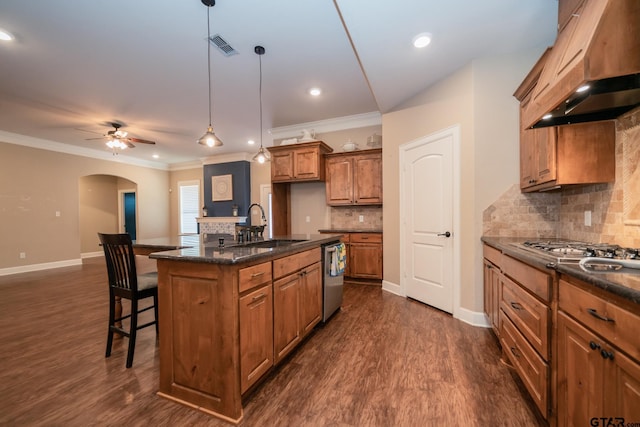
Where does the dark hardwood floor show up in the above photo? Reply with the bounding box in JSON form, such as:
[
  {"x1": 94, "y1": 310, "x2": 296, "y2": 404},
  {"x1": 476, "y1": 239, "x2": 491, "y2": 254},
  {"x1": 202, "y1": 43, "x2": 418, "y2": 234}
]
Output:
[{"x1": 0, "y1": 257, "x2": 544, "y2": 426}]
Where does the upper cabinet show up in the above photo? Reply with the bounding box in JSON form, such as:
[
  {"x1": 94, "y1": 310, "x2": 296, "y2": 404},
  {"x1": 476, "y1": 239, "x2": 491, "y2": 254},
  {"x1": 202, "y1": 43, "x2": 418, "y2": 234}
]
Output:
[
  {"x1": 325, "y1": 149, "x2": 382, "y2": 206},
  {"x1": 267, "y1": 141, "x2": 333, "y2": 183},
  {"x1": 515, "y1": 47, "x2": 615, "y2": 192}
]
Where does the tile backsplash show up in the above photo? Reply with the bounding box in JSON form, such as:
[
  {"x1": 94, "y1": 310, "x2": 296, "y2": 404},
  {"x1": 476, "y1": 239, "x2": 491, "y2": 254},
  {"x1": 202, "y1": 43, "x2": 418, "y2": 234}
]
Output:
[
  {"x1": 484, "y1": 107, "x2": 640, "y2": 247},
  {"x1": 330, "y1": 206, "x2": 382, "y2": 229}
]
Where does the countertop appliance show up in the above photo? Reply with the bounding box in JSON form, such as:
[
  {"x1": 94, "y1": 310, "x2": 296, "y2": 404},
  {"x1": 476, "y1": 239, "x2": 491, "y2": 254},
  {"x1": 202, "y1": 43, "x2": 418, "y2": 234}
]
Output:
[
  {"x1": 511, "y1": 240, "x2": 640, "y2": 271},
  {"x1": 322, "y1": 242, "x2": 344, "y2": 322}
]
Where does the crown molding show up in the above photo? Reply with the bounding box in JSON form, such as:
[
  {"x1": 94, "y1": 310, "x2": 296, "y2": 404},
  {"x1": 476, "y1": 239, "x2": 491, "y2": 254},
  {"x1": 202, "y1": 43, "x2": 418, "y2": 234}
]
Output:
[
  {"x1": 0, "y1": 130, "x2": 169, "y2": 170},
  {"x1": 268, "y1": 111, "x2": 381, "y2": 140}
]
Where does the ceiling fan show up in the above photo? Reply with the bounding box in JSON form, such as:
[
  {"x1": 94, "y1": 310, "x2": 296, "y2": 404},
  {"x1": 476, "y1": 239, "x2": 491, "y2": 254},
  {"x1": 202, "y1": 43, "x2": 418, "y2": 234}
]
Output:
[{"x1": 85, "y1": 122, "x2": 156, "y2": 150}]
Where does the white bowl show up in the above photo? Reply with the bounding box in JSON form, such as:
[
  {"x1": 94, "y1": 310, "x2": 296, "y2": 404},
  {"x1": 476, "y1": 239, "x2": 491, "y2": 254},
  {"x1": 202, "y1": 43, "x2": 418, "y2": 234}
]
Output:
[{"x1": 342, "y1": 143, "x2": 358, "y2": 152}]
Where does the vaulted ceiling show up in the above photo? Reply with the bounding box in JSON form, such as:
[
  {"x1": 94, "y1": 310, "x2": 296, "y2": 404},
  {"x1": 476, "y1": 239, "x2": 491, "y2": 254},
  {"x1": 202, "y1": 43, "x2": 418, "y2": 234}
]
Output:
[{"x1": 0, "y1": 1, "x2": 557, "y2": 166}]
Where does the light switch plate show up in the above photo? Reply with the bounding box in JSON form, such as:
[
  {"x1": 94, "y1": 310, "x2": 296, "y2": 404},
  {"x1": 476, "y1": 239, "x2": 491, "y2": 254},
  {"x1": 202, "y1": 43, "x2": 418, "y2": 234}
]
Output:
[
  {"x1": 584, "y1": 210, "x2": 592, "y2": 226},
  {"x1": 359, "y1": 215, "x2": 364, "y2": 222}
]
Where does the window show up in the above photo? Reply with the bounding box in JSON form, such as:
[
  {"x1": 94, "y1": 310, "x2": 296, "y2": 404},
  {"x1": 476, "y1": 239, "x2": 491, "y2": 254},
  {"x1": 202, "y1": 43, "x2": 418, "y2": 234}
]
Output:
[{"x1": 179, "y1": 180, "x2": 200, "y2": 234}]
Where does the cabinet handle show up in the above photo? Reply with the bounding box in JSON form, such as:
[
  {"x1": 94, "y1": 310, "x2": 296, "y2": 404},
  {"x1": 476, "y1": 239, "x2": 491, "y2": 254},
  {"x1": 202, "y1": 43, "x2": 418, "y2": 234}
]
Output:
[
  {"x1": 510, "y1": 346, "x2": 521, "y2": 359},
  {"x1": 587, "y1": 308, "x2": 615, "y2": 323},
  {"x1": 510, "y1": 301, "x2": 523, "y2": 311},
  {"x1": 589, "y1": 341, "x2": 601, "y2": 350},
  {"x1": 251, "y1": 293, "x2": 266, "y2": 301},
  {"x1": 600, "y1": 349, "x2": 614, "y2": 360},
  {"x1": 251, "y1": 272, "x2": 265, "y2": 278}
]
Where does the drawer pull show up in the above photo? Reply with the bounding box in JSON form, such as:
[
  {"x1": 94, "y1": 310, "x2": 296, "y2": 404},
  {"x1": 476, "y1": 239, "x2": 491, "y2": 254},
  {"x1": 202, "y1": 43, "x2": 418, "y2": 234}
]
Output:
[
  {"x1": 510, "y1": 346, "x2": 521, "y2": 359},
  {"x1": 252, "y1": 293, "x2": 266, "y2": 301},
  {"x1": 587, "y1": 308, "x2": 615, "y2": 323},
  {"x1": 600, "y1": 349, "x2": 615, "y2": 360},
  {"x1": 251, "y1": 272, "x2": 265, "y2": 278},
  {"x1": 510, "y1": 301, "x2": 523, "y2": 311},
  {"x1": 589, "y1": 341, "x2": 601, "y2": 350}
]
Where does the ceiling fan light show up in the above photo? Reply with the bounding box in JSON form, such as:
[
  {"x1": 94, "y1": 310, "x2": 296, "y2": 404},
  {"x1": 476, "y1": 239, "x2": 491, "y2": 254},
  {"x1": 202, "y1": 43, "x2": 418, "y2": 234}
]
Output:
[{"x1": 198, "y1": 126, "x2": 223, "y2": 147}]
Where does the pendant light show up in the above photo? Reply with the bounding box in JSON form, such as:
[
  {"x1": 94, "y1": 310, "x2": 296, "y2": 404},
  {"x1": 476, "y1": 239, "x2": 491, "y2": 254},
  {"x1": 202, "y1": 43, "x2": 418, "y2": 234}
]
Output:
[
  {"x1": 197, "y1": 0, "x2": 223, "y2": 148},
  {"x1": 252, "y1": 45, "x2": 270, "y2": 163}
]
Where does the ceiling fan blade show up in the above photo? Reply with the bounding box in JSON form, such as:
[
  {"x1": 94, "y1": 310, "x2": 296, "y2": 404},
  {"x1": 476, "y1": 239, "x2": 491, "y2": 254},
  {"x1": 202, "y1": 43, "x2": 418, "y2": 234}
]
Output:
[
  {"x1": 127, "y1": 137, "x2": 156, "y2": 145},
  {"x1": 124, "y1": 141, "x2": 136, "y2": 149}
]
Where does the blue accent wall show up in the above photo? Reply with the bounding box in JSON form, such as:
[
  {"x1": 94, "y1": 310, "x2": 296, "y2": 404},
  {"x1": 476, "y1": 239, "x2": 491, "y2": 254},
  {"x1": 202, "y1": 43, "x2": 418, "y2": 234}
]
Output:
[{"x1": 203, "y1": 161, "x2": 251, "y2": 218}]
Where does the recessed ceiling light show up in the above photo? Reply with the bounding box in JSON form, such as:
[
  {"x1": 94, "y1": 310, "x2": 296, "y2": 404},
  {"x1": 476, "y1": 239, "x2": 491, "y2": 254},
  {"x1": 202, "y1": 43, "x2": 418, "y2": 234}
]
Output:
[
  {"x1": 0, "y1": 29, "x2": 14, "y2": 41},
  {"x1": 309, "y1": 88, "x2": 321, "y2": 97},
  {"x1": 248, "y1": 139, "x2": 255, "y2": 145},
  {"x1": 542, "y1": 113, "x2": 553, "y2": 120},
  {"x1": 576, "y1": 85, "x2": 590, "y2": 93},
  {"x1": 152, "y1": 154, "x2": 159, "y2": 159},
  {"x1": 412, "y1": 32, "x2": 432, "y2": 48}
]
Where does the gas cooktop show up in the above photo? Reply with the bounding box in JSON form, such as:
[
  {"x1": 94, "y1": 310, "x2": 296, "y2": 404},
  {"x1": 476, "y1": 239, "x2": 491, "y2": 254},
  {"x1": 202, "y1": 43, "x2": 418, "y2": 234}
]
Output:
[{"x1": 511, "y1": 240, "x2": 640, "y2": 264}]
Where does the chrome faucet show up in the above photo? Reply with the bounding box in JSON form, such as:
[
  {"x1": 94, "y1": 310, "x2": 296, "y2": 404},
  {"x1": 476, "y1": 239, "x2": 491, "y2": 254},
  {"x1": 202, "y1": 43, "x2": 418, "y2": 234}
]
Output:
[{"x1": 247, "y1": 203, "x2": 267, "y2": 227}]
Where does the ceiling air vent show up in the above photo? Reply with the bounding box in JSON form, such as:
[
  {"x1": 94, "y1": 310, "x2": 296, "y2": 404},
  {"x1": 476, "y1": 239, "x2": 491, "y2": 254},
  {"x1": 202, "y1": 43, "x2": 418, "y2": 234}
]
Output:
[{"x1": 209, "y1": 34, "x2": 237, "y2": 57}]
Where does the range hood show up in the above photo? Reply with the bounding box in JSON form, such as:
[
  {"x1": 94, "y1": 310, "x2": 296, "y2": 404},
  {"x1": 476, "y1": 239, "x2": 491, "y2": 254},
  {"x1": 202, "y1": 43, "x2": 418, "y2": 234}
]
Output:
[{"x1": 523, "y1": 0, "x2": 640, "y2": 129}]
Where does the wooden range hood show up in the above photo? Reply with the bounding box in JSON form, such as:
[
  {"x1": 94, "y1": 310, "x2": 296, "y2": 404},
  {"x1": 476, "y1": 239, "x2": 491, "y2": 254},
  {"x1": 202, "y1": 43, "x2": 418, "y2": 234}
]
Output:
[{"x1": 523, "y1": 0, "x2": 640, "y2": 129}]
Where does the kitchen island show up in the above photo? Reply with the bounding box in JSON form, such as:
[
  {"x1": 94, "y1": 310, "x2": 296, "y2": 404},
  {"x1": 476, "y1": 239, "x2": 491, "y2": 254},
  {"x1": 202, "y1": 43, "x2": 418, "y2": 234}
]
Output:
[{"x1": 148, "y1": 234, "x2": 341, "y2": 424}]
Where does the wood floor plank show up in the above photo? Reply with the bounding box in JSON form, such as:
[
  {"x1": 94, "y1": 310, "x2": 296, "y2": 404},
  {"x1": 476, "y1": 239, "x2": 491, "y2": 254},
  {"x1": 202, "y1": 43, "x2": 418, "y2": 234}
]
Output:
[{"x1": 0, "y1": 257, "x2": 544, "y2": 426}]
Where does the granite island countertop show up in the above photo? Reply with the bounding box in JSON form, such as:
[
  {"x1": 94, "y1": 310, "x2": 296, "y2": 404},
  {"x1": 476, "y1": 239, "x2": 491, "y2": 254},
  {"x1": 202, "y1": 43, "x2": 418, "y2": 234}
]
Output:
[
  {"x1": 482, "y1": 236, "x2": 640, "y2": 305},
  {"x1": 318, "y1": 228, "x2": 382, "y2": 234},
  {"x1": 147, "y1": 233, "x2": 342, "y2": 265}
]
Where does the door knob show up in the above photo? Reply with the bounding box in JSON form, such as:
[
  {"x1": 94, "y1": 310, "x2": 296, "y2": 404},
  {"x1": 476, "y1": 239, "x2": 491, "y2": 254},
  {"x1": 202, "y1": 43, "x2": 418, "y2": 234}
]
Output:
[{"x1": 437, "y1": 231, "x2": 451, "y2": 238}]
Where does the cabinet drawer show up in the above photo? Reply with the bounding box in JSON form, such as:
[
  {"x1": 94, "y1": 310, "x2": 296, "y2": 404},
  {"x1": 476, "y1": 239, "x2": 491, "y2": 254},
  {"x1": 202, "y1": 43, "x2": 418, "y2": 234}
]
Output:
[
  {"x1": 502, "y1": 254, "x2": 551, "y2": 302},
  {"x1": 559, "y1": 279, "x2": 640, "y2": 362},
  {"x1": 483, "y1": 244, "x2": 501, "y2": 266},
  {"x1": 500, "y1": 275, "x2": 550, "y2": 359},
  {"x1": 499, "y1": 310, "x2": 549, "y2": 418},
  {"x1": 239, "y1": 261, "x2": 272, "y2": 293},
  {"x1": 273, "y1": 248, "x2": 321, "y2": 279},
  {"x1": 350, "y1": 233, "x2": 382, "y2": 243}
]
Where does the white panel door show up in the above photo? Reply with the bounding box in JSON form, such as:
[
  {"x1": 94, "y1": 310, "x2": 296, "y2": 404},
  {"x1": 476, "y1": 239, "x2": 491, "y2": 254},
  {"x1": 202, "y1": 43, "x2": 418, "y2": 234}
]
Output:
[{"x1": 402, "y1": 129, "x2": 454, "y2": 313}]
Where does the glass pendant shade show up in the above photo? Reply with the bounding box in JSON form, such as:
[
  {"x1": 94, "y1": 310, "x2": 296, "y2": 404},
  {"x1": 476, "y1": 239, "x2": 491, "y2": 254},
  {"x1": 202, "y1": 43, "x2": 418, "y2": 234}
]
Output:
[
  {"x1": 197, "y1": 125, "x2": 223, "y2": 147},
  {"x1": 251, "y1": 146, "x2": 270, "y2": 163}
]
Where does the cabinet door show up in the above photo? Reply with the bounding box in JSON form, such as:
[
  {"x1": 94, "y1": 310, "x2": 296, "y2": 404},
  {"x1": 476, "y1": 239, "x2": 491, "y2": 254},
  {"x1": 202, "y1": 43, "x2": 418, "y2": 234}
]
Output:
[
  {"x1": 534, "y1": 126, "x2": 557, "y2": 185},
  {"x1": 271, "y1": 150, "x2": 294, "y2": 182},
  {"x1": 354, "y1": 153, "x2": 382, "y2": 204},
  {"x1": 326, "y1": 157, "x2": 353, "y2": 205},
  {"x1": 349, "y1": 243, "x2": 382, "y2": 279},
  {"x1": 273, "y1": 273, "x2": 300, "y2": 363},
  {"x1": 606, "y1": 350, "x2": 640, "y2": 422},
  {"x1": 520, "y1": 128, "x2": 537, "y2": 189},
  {"x1": 239, "y1": 284, "x2": 273, "y2": 393},
  {"x1": 300, "y1": 262, "x2": 322, "y2": 336},
  {"x1": 557, "y1": 312, "x2": 606, "y2": 426},
  {"x1": 483, "y1": 260, "x2": 500, "y2": 334},
  {"x1": 294, "y1": 148, "x2": 320, "y2": 180}
]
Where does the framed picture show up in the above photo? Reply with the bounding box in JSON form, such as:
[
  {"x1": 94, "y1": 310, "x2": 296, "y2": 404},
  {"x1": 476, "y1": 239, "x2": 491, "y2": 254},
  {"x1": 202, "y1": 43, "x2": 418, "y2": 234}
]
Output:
[{"x1": 212, "y1": 174, "x2": 233, "y2": 201}]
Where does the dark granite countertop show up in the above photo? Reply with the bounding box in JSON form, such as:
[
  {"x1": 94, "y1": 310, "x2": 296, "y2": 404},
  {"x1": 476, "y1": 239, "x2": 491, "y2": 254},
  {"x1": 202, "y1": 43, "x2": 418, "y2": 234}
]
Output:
[
  {"x1": 318, "y1": 228, "x2": 382, "y2": 234},
  {"x1": 146, "y1": 234, "x2": 342, "y2": 265},
  {"x1": 482, "y1": 236, "x2": 640, "y2": 305}
]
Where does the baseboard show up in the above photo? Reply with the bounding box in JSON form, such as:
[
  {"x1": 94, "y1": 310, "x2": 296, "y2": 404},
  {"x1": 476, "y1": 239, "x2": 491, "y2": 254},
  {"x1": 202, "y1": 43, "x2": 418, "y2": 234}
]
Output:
[
  {"x1": 381, "y1": 279, "x2": 403, "y2": 296},
  {"x1": 456, "y1": 307, "x2": 491, "y2": 328},
  {"x1": 81, "y1": 251, "x2": 103, "y2": 259},
  {"x1": 0, "y1": 258, "x2": 83, "y2": 277}
]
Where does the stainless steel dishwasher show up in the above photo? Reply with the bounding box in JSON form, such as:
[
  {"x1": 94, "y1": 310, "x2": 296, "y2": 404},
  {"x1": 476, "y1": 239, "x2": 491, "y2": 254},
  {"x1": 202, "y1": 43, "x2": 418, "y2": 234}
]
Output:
[{"x1": 322, "y1": 241, "x2": 344, "y2": 322}]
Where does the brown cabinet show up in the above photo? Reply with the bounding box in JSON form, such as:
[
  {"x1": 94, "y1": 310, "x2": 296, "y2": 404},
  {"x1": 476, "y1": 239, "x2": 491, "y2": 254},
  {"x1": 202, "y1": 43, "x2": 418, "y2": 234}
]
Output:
[
  {"x1": 267, "y1": 141, "x2": 333, "y2": 183},
  {"x1": 349, "y1": 233, "x2": 383, "y2": 280},
  {"x1": 239, "y1": 283, "x2": 273, "y2": 393},
  {"x1": 483, "y1": 244, "x2": 502, "y2": 335},
  {"x1": 273, "y1": 248, "x2": 322, "y2": 363},
  {"x1": 518, "y1": 121, "x2": 615, "y2": 192},
  {"x1": 557, "y1": 311, "x2": 640, "y2": 426},
  {"x1": 483, "y1": 246, "x2": 553, "y2": 420},
  {"x1": 325, "y1": 149, "x2": 382, "y2": 206}
]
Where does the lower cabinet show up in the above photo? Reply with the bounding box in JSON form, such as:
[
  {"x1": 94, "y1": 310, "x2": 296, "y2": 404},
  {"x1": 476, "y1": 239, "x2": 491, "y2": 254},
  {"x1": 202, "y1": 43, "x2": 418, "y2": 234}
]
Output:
[
  {"x1": 483, "y1": 244, "x2": 502, "y2": 334},
  {"x1": 349, "y1": 233, "x2": 383, "y2": 280},
  {"x1": 239, "y1": 283, "x2": 273, "y2": 393},
  {"x1": 557, "y1": 278, "x2": 640, "y2": 426},
  {"x1": 273, "y1": 248, "x2": 322, "y2": 363}
]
